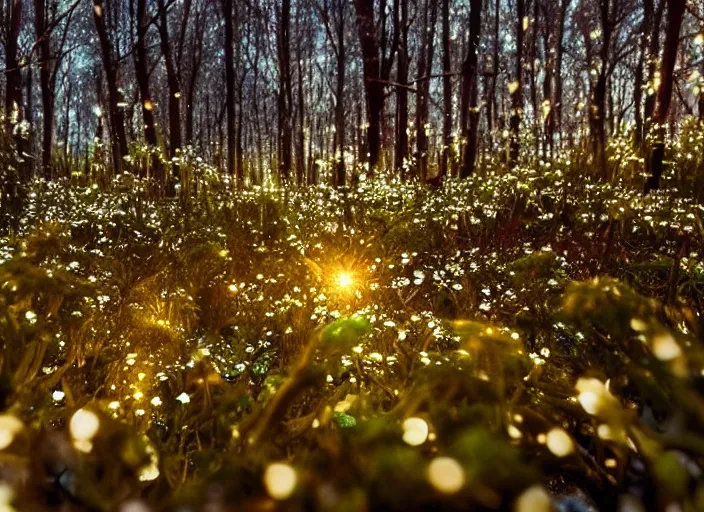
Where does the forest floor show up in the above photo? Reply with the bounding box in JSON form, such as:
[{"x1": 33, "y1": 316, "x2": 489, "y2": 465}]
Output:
[{"x1": 0, "y1": 168, "x2": 703, "y2": 511}]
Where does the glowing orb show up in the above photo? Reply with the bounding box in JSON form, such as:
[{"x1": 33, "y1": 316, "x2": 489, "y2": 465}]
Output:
[
  {"x1": 70, "y1": 408, "x2": 100, "y2": 441},
  {"x1": 402, "y1": 417, "x2": 429, "y2": 446},
  {"x1": 427, "y1": 457, "x2": 465, "y2": 494},
  {"x1": 337, "y1": 272, "x2": 354, "y2": 289},
  {"x1": 0, "y1": 415, "x2": 23, "y2": 450},
  {"x1": 264, "y1": 463, "x2": 297, "y2": 500}
]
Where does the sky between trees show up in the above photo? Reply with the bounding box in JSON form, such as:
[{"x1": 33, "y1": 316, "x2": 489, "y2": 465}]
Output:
[{"x1": 0, "y1": 0, "x2": 703, "y2": 190}]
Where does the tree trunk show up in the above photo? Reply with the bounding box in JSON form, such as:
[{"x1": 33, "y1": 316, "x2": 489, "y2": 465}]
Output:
[
  {"x1": 645, "y1": 0, "x2": 686, "y2": 194},
  {"x1": 185, "y1": 8, "x2": 205, "y2": 144},
  {"x1": 93, "y1": 0, "x2": 128, "y2": 175},
  {"x1": 278, "y1": 0, "x2": 293, "y2": 182},
  {"x1": 395, "y1": 0, "x2": 409, "y2": 179},
  {"x1": 354, "y1": 0, "x2": 383, "y2": 174},
  {"x1": 334, "y1": 0, "x2": 347, "y2": 187},
  {"x1": 34, "y1": 0, "x2": 54, "y2": 179},
  {"x1": 460, "y1": 0, "x2": 482, "y2": 178},
  {"x1": 156, "y1": 0, "x2": 182, "y2": 191},
  {"x1": 634, "y1": 0, "x2": 653, "y2": 150},
  {"x1": 590, "y1": 0, "x2": 611, "y2": 180},
  {"x1": 295, "y1": 12, "x2": 306, "y2": 185},
  {"x1": 440, "y1": 0, "x2": 452, "y2": 178},
  {"x1": 644, "y1": 0, "x2": 665, "y2": 132},
  {"x1": 509, "y1": 0, "x2": 524, "y2": 168},
  {"x1": 416, "y1": 0, "x2": 438, "y2": 181},
  {"x1": 554, "y1": 0, "x2": 569, "y2": 149},
  {"x1": 132, "y1": 0, "x2": 161, "y2": 180},
  {"x1": 223, "y1": 0, "x2": 236, "y2": 179},
  {"x1": 5, "y1": 0, "x2": 23, "y2": 129}
]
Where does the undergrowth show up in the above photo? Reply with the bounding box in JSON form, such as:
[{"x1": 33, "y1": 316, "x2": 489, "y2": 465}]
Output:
[{"x1": 0, "y1": 160, "x2": 702, "y2": 511}]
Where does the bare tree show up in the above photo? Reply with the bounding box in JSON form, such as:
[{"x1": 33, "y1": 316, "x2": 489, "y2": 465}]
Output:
[
  {"x1": 93, "y1": 0, "x2": 129, "y2": 175},
  {"x1": 440, "y1": 0, "x2": 453, "y2": 178},
  {"x1": 353, "y1": 0, "x2": 397, "y2": 174},
  {"x1": 277, "y1": 0, "x2": 293, "y2": 182},
  {"x1": 645, "y1": 0, "x2": 686, "y2": 193},
  {"x1": 509, "y1": 0, "x2": 524, "y2": 168},
  {"x1": 131, "y1": 0, "x2": 161, "y2": 181}
]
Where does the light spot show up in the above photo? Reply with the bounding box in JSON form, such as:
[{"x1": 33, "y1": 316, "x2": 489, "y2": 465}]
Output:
[
  {"x1": 514, "y1": 485, "x2": 552, "y2": 512},
  {"x1": 70, "y1": 409, "x2": 100, "y2": 441},
  {"x1": 120, "y1": 500, "x2": 151, "y2": 512},
  {"x1": 427, "y1": 457, "x2": 464, "y2": 494},
  {"x1": 546, "y1": 428, "x2": 574, "y2": 457},
  {"x1": 337, "y1": 272, "x2": 354, "y2": 289},
  {"x1": 652, "y1": 333, "x2": 681, "y2": 361},
  {"x1": 630, "y1": 318, "x2": 647, "y2": 332},
  {"x1": 264, "y1": 463, "x2": 297, "y2": 500},
  {"x1": 508, "y1": 424, "x2": 523, "y2": 439},
  {"x1": 0, "y1": 483, "x2": 15, "y2": 508},
  {"x1": 138, "y1": 441, "x2": 160, "y2": 481},
  {"x1": 0, "y1": 416, "x2": 23, "y2": 450},
  {"x1": 402, "y1": 417, "x2": 429, "y2": 446},
  {"x1": 176, "y1": 393, "x2": 190, "y2": 404}
]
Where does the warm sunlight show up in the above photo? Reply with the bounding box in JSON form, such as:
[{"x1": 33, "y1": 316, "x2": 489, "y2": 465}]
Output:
[{"x1": 336, "y1": 271, "x2": 354, "y2": 290}]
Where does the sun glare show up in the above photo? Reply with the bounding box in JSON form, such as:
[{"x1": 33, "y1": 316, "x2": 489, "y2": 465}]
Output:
[{"x1": 337, "y1": 272, "x2": 354, "y2": 289}]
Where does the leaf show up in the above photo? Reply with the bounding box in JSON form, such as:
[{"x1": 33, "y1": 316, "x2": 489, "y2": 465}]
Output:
[{"x1": 320, "y1": 317, "x2": 370, "y2": 349}]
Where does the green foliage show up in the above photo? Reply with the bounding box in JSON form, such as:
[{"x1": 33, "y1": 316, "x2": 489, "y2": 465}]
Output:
[{"x1": 0, "y1": 169, "x2": 701, "y2": 511}]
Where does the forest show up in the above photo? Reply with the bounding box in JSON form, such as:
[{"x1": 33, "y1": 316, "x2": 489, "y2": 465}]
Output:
[{"x1": 0, "y1": 0, "x2": 703, "y2": 510}]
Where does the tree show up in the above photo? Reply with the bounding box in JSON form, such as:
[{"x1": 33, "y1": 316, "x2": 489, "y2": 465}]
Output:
[
  {"x1": 509, "y1": 0, "x2": 525, "y2": 168},
  {"x1": 156, "y1": 0, "x2": 183, "y2": 191},
  {"x1": 415, "y1": 0, "x2": 438, "y2": 181},
  {"x1": 645, "y1": 0, "x2": 686, "y2": 193},
  {"x1": 93, "y1": 0, "x2": 129, "y2": 175},
  {"x1": 222, "y1": 0, "x2": 236, "y2": 179},
  {"x1": 460, "y1": 0, "x2": 482, "y2": 178},
  {"x1": 440, "y1": 0, "x2": 453, "y2": 178},
  {"x1": 394, "y1": 0, "x2": 409, "y2": 180},
  {"x1": 277, "y1": 0, "x2": 293, "y2": 183},
  {"x1": 131, "y1": 0, "x2": 161, "y2": 181},
  {"x1": 320, "y1": 0, "x2": 349, "y2": 187},
  {"x1": 353, "y1": 0, "x2": 397, "y2": 174},
  {"x1": 553, "y1": 0, "x2": 570, "y2": 149}
]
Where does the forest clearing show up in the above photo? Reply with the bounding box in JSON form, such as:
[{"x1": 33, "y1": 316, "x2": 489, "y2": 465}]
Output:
[{"x1": 0, "y1": 0, "x2": 704, "y2": 510}]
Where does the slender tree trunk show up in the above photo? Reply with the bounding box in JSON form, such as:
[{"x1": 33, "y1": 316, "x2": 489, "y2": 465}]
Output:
[
  {"x1": 509, "y1": 0, "x2": 524, "y2": 168},
  {"x1": 644, "y1": 1, "x2": 665, "y2": 132},
  {"x1": 395, "y1": 0, "x2": 409, "y2": 179},
  {"x1": 334, "y1": 0, "x2": 347, "y2": 187},
  {"x1": 645, "y1": 0, "x2": 686, "y2": 194},
  {"x1": 93, "y1": 0, "x2": 128, "y2": 175},
  {"x1": 132, "y1": 0, "x2": 161, "y2": 180},
  {"x1": 295, "y1": 15, "x2": 306, "y2": 185},
  {"x1": 34, "y1": 0, "x2": 54, "y2": 179},
  {"x1": 185, "y1": 9, "x2": 204, "y2": 144},
  {"x1": 278, "y1": 0, "x2": 293, "y2": 182},
  {"x1": 540, "y1": 2, "x2": 554, "y2": 157},
  {"x1": 416, "y1": 0, "x2": 438, "y2": 181},
  {"x1": 156, "y1": 0, "x2": 182, "y2": 191},
  {"x1": 460, "y1": 0, "x2": 482, "y2": 178},
  {"x1": 590, "y1": 0, "x2": 611, "y2": 180},
  {"x1": 554, "y1": 0, "x2": 569, "y2": 149},
  {"x1": 529, "y1": 0, "x2": 539, "y2": 158},
  {"x1": 700, "y1": 60, "x2": 704, "y2": 122},
  {"x1": 5, "y1": 0, "x2": 23, "y2": 129},
  {"x1": 634, "y1": 0, "x2": 653, "y2": 149},
  {"x1": 354, "y1": 0, "x2": 383, "y2": 174},
  {"x1": 440, "y1": 0, "x2": 452, "y2": 178},
  {"x1": 1, "y1": 0, "x2": 25, "y2": 233},
  {"x1": 223, "y1": 0, "x2": 236, "y2": 179}
]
